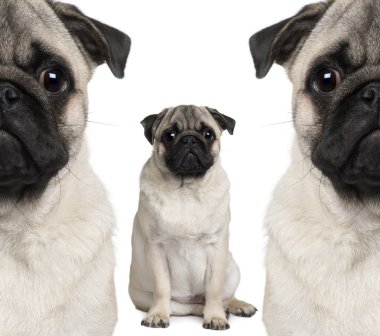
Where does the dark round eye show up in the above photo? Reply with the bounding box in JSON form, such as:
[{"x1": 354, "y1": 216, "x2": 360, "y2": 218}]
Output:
[
  {"x1": 203, "y1": 129, "x2": 215, "y2": 141},
  {"x1": 39, "y1": 68, "x2": 68, "y2": 94},
  {"x1": 165, "y1": 131, "x2": 176, "y2": 141},
  {"x1": 313, "y1": 68, "x2": 342, "y2": 94}
]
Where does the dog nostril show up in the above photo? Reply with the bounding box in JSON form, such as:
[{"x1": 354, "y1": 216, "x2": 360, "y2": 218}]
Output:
[
  {"x1": 361, "y1": 88, "x2": 377, "y2": 105},
  {"x1": 182, "y1": 136, "x2": 198, "y2": 145},
  {"x1": 4, "y1": 88, "x2": 19, "y2": 104}
]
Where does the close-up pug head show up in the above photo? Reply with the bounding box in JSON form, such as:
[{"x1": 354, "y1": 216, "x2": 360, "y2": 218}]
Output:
[
  {"x1": 0, "y1": 0, "x2": 130, "y2": 202},
  {"x1": 250, "y1": 0, "x2": 380, "y2": 200},
  {"x1": 141, "y1": 105, "x2": 235, "y2": 178}
]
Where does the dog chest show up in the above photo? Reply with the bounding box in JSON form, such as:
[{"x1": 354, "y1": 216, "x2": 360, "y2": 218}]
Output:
[
  {"x1": 140, "y1": 185, "x2": 230, "y2": 239},
  {"x1": 266, "y1": 172, "x2": 380, "y2": 334},
  {"x1": 164, "y1": 238, "x2": 210, "y2": 298},
  {"x1": 267, "y1": 244, "x2": 380, "y2": 335},
  {"x1": 0, "y1": 245, "x2": 115, "y2": 335}
]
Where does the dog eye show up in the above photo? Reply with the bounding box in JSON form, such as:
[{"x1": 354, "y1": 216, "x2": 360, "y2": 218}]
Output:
[
  {"x1": 203, "y1": 129, "x2": 215, "y2": 141},
  {"x1": 313, "y1": 68, "x2": 342, "y2": 94},
  {"x1": 165, "y1": 131, "x2": 176, "y2": 141},
  {"x1": 39, "y1": 68, "x2": 68, "y2": 94}
]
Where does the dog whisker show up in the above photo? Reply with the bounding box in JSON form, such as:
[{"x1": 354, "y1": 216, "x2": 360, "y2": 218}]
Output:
[
  {"x1": 55, "y1": 175, "x2": 62, "y2": 207},
  {"x1": 342, "y1": 203, "x2": 366, "y2": 226},
  {"x1": 291, "y1": 160, "x2": 316, "y2": 186},
  {"x1": 318, "y1": 173, "x2": 327, "y2": 206},
  {"x1": 57, "y1": 120, "x2": 119, "y2": 127},
  {"x1": 58, "y1": 124, "x2": 86, "y2": 127},
  {"x1": 262, "y1": 120, "x2": 292, "y2": 127},
  {"x1": 88, "y1": 120, "x2": 119, "y2": 127},
  {"x1": 64, "y1": 167, "x2": 92, "y2": 187},
  {"x1": 13, "y1": 202, "x2": 38, "y2": 226},
  {"x1": 294, "y1": 124, "x2": 322, "y2": 128},
  {"x1": 262, "y1": 121, "x2": 321, "y2": 128}
]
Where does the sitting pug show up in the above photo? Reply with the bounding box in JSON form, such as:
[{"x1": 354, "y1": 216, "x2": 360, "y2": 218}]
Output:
[
  {"x1": 0, "y1": 1, "x2": 131, "y2": 335},
  {"x1": 129, "y1": 105, "x2": 256, "y2": 330}
]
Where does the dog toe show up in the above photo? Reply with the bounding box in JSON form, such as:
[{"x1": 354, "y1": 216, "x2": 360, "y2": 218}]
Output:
[
  {"x1": 203, "y1": 317, "x2": 230, "y2": 331},
  {"x1": 141, "y1": 313, "x2": 170, "y2": 328},
  {"x1": 226, "y1": 299, "x2": 257, "y2": 318}
]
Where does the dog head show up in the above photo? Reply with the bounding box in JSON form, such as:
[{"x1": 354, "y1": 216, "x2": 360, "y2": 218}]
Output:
[
  {"x1": 250, "y1": 0, "x2": 380, "y2": 200},
  {"x1": 141, "y1": 105, "x2": 235, "y2": 178},
  {"x1": 0, "y1": 0, "x2": 130, "y2": 201}
]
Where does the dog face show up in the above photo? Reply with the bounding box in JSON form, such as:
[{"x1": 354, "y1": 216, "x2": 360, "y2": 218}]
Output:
[
  {"x1": 250, "y1": 0, "x2": 380, "y2": 200},
  {"x1": 0, "y1": 0, "x2": 130, "y2": 201},
  {"x1": 141, "y1": 105, "x2": 235, "y2": 178}
]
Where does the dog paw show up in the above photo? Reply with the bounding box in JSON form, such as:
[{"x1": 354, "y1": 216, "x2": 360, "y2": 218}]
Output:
[
  {"x1": 203, "y1": 317, "x2": 230, "y2": 330},
  {"x1": 226, "y1": 299, "x2": 257, "y2": 318},
  {"x1": 141, "y1": 313, "x2": 170, "y2": 328}
]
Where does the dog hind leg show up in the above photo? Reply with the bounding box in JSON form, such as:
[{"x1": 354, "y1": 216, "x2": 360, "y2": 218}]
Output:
[
  {"x1": 129, "y1": 287, "x2": 204, "y2": 317},
  {"x1": 224, "y1": 297, "x2": 257, "y2": 317}
]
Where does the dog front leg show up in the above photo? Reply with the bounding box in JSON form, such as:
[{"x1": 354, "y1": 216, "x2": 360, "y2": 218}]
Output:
[
  {"x1": 203, "y1": 229, "x2": 230, "y2": 330},
  {"x1": 141, "y1": 242, "x2": 171, "y2": 328}
]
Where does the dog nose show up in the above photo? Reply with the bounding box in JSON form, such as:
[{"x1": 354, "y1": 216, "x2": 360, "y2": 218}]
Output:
[
  {"x1": 360, "y1": 82, "x2": 380, "y2": 107},
  {"x1": 0, "y1": 83, "x2": 20, "y2": 108},
  {"x1": 182, "y1": 135, "x2": 199, "y2": 145}
]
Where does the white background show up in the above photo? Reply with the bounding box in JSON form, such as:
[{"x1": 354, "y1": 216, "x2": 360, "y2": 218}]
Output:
[{"x1": 73, "y1": 0, "x2": 309, "y2": 335}]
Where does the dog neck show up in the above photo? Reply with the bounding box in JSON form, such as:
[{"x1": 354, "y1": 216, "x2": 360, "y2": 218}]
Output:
[{"x1": 142, "y1": 155, "x2": 228, "y2": 196}]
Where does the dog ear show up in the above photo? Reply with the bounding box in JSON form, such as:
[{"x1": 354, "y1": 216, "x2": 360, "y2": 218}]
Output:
[
  {"x1": 249, "y1": 2, "x2": 329, "y2": 79},
  {"x1": 206, "y1": 107, "x2": 236, "y2": 135},
  {"x1": 52, "y1": 2, "x2": 131, "y2": 79},
  {"x1": 141, "y1": 109, "x2": 169, "y2": 145}
]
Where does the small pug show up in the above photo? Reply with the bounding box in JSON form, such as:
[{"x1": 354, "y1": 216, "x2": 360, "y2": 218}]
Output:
[
  {"x1": 250, "y1": 0, "x2": 380, "y2": 335},
  {"x1": 129, "y1": 105, "x2": 256, "y2": 330},
  {"x1": 0, "y1": 1, "x2": 130, "y2": 335}
]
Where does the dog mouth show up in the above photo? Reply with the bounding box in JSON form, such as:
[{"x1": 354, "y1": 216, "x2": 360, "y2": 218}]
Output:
[
  {"x1": 165, "y1": 150, "x2": 214, "y2": 178},
  {"x1": 180, "y1": 153, "x2": 201, "y2": 171},
  {"x1": 0, "y1": 130, "x2": 40, "y2": 189},
  {"x1": 176, "y1": 151, "x2": 212, "y2": 177},
  {"x1": 341, "y1": 129, "x2": 380, "y2": 186}
]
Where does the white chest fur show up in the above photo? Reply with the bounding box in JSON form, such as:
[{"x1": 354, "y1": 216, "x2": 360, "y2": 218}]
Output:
[
  {"x1": 264, "y1": 146, "x2": 380, "y2": 336},
  {"x1": 0, "y1": 155, "x2": 116, "y2": 336},
  {"x1": 138, "y1": 158, "x2": 230, "y2": 240}
]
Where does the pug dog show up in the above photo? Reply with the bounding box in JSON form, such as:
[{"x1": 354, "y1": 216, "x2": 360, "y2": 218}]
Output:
[
  {"x1": 0, "y1": 1, "x2": 130, "y2": 335},
  {"x1": 129, "y1": 105, "x2": 256, "y2": 330},
  {"x1": 249, "y1": 0, "x2": 380, "y2": 335}
]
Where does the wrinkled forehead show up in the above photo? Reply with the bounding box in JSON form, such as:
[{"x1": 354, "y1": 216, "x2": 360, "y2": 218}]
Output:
[
  {"x1": 160, "y1": 106, "x2": 219, "y2": 132},
  {"x1": 0, "y1": 0, "x2": 87, "y2": 76},
  {"x1": 292, "y1": 0, "x2": 380, "y2": 81}
]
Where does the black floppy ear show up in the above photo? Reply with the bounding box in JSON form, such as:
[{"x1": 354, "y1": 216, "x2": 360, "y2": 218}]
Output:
[
  {"x1": 52, "y1": 2, "x2": 131, "y2": 78},
  {"x1": 206, "y1": 107, "x2": 236, "y2": 135},
  {"x1": 141, "y1": 114, "x2": 159, "y2": 145},
  {"x1": 141, "y1": 109, "x2": 169, "y2": 145},
  {"x1": 249, "y1": 2, "x2": 329, "y2": 79}
]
